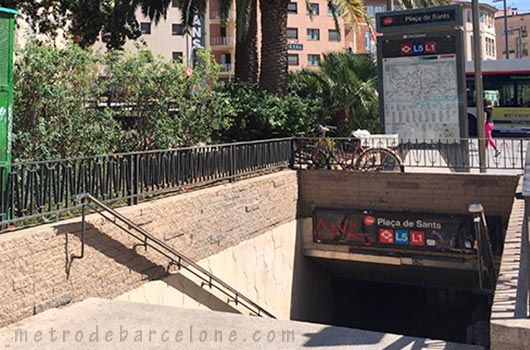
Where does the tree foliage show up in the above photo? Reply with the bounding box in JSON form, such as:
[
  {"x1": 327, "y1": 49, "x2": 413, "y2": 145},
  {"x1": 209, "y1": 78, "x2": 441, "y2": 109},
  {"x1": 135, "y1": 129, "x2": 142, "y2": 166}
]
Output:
[
  {"x1": 398, "y1": 0, "x2": 452, "y2": 9},
  {"x1": 13, "y1": 42, "x2": 120, "y2": 160},
  {"x1": 12, "y1": 43, "x2": 234, "y2": 161},
  {"x1": 1, "y1": 0, "x2": 171, "y2": 50},
  {"x1": 289, "y1": 52, "x2": 379, "y2": 135},
  {"x1": 222, "y1": 82, "x2": 323, "y2": 140}
]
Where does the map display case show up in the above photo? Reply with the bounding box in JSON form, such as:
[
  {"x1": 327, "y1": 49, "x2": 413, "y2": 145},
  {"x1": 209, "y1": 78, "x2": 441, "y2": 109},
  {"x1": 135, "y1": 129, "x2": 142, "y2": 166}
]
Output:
[{"x1": 376, "y1": 6, "x2": 467, "y2": 141}]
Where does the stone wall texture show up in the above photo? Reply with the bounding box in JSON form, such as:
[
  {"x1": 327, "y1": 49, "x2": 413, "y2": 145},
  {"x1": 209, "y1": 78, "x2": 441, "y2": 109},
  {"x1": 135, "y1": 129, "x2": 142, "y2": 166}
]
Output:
[
  {"x1": 298, "y1": 171, "x2": 519, "y2": 219},
  {"x1": 117, "y1": 220, "x2": 298, "y2": 319},
  {"x1": 0, "y1": 171, "x2": 298, "y2": 327}
]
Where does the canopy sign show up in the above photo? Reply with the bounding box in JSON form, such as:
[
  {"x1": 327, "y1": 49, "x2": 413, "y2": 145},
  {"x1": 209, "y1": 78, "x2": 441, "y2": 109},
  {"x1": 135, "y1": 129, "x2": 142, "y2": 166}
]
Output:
[{"x1": 313, "y1": 208, "x2": 475, "y2": 253}]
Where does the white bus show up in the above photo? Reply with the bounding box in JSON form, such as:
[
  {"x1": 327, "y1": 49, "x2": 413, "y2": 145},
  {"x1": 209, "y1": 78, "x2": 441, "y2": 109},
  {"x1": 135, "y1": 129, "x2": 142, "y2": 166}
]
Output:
[{"x1": 465, "y1": 58, "x2": 530, "y2": 135}]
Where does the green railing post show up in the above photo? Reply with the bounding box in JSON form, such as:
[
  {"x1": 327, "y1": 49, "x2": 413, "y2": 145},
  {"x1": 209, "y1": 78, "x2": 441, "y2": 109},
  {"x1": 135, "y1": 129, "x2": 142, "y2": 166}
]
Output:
[{"x1": 0, "y1": 8, "x2": 17, "y2": 225}]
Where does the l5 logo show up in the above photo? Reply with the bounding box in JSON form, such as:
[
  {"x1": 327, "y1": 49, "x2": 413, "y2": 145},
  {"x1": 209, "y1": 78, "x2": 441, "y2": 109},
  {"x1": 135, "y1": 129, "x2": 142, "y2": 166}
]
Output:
[{"x1": 383, "y1": 17, "x2": 393, "y2": 26}]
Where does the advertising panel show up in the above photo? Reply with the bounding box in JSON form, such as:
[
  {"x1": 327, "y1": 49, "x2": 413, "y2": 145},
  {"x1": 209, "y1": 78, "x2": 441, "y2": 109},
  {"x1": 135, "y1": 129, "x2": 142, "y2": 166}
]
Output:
[{"x1": 313, "y1": 208, "x2": 476, "y2": 253}]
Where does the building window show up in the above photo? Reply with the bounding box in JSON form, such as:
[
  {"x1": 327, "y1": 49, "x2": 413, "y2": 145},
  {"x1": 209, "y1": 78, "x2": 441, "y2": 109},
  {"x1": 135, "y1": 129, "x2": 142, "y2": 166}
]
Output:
[
  {"x1": 375, "y1": 5, "x2": 385, "y2": 13},
  {"x1": 172, "y1": 52, "x2": 183, "y2": 62},
  {"x1": 140, "y1": 22, "x2": 151, "y2": 35},
  {"x1": 307, "y1": 3, "x2": 319, "y2": 15},
  {"x1": 328, "y1": 29, "x2": 340, "y2": 42},
  {"x1": 288, "y1": 2, "x2": 298, "y2": 14},
  {"x1": 367, "y1": 5, "x2": 374, "y2": 17},
  {"x1": 327, "y1": 4, "x2": 340, "y2": 16},
  {"x1": 307, "y1": 54, "x2": 320, "y2": 66},
  {"x1": 287, "y1": 27, "x2": 299, "y2": 39},
  {"x1": 172, "y1": 23, "x2": 184, "y2": 35},
  {"x1": 221, "y1": 53, "x2": 231, "y2": 64},
  {"x1": 365, "y1": 31, "x2": 371, "y2": 51},
  {"x1": 467, "y1": 10, "x2": 471, "y2": 23},
  {"x1": 288, "y1": 54, "x2": 299, "y2": 66},
  {"x1": 172, "y1": 0, "x2": 178, "y2": 7},
  {"x1": 307, "y1": 28, "x2": 320, "y2": 40}
]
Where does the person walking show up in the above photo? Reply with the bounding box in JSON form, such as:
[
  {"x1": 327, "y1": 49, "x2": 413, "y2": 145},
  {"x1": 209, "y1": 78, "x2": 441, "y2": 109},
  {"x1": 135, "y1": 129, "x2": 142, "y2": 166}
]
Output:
[{"x1": 484, "y1": 98, "x2": 501, "y2": 157}]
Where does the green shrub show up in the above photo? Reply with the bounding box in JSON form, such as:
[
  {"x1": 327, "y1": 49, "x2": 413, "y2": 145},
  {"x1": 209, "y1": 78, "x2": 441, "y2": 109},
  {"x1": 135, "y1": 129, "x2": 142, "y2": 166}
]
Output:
[{"x1": 13, "y1": 42, "x2": 120, "y2": 161}]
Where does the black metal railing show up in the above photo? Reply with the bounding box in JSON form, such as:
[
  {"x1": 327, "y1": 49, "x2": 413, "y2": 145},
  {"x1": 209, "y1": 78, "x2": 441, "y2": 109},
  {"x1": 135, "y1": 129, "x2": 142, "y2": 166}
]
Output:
[
  {"x1": 73, "y1": 193, "x2": 275, "y2": 318},
  {"x1": 1, "y1": 136, "x2": 527, "y2": 227},
  {"x1": 0, "y1": 138, "x2": 292, "y2": 226},
  {"x1": 292, "y1": 137, "x2": 528, "y2": 171},
  {"x1": 469, "y1": 203, "x2": 497, "y2": 293}
]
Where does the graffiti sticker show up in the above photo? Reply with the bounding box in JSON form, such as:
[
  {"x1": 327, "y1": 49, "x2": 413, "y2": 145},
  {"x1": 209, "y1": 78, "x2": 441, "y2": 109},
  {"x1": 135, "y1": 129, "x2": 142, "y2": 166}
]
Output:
[{"x1": 313, "y1": 208, "x2": 476, "y2": 253}]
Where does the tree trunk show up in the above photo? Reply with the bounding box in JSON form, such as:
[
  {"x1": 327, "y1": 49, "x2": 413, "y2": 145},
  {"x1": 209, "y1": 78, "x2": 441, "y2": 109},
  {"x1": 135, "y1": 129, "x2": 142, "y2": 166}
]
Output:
[
  {"x1": 235, "y1": 0, "x2": 258, "y2": 83},
  {"x1": 333, "y1": 108, "x2": 349, "y2": 136},
  {"x1": 259, "y1": 0, "x2": 289, "y2": 93}
]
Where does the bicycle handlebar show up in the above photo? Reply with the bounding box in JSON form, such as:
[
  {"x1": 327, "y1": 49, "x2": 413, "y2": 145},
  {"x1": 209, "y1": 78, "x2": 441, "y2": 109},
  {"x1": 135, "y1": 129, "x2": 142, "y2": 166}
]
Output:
[{"x1": 318, "y1": 124, "x2": 337, "y2": 133}]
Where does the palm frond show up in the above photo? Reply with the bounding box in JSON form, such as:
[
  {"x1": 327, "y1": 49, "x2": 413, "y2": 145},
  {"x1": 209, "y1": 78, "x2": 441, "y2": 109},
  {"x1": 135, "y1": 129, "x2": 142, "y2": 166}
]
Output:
[{"x1": 398, "y1": 0, "x2": 452, "y2": 9}]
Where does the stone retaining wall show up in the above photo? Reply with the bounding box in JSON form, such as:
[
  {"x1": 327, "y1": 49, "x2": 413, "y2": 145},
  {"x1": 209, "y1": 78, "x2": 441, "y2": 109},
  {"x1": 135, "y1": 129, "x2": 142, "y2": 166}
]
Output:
[{"x1": 0, "y1": 171, "x2": 298, "y2": 327}]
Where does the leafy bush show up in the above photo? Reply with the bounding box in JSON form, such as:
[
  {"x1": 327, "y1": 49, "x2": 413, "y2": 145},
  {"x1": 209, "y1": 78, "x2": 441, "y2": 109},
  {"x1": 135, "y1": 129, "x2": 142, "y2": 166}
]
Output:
[
  {"x1": 13, "y1": 43, "x2": 234, "y2": 160},
  {"x1": 13, "y1": 43, "x2": 366, "y2": 162},
  {"x1": 13, "y1": 42, "x2": 120, "y2": 161},
  {"x1": 288, "y1": 52, "x2": 380, "y2": 135},
  {"x1": 99, "y1": 47, "x2": 234, "y2": 151},
  {"x1": 222, "y1": 82, "x2": 323, "y2": 140}
]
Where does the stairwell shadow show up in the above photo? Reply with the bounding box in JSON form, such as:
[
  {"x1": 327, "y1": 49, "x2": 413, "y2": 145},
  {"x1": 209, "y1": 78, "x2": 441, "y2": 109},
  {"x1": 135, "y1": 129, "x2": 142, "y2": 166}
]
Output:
[
  {"x1": 161, "y1": 273, "x2": 240, "y2": 314},
  {"x1": 303, "y1": 326, "x2": 456, "y2": 349},
  {"x1": 56, "y1": 221, "x2": 168, "y2": 281},
  {"x1": 55, "y1": 221, "x2": 239, "y2": 314}
]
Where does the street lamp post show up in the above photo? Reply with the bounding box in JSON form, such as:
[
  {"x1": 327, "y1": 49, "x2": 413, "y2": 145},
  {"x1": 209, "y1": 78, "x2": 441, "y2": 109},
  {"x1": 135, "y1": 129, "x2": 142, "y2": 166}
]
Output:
[
  {"x1": 472, "y1": 0, "x2": 486, "y2": 172},
  {"x1": 493, "y1": 0, "x2": 510, "y2": 59},
  {"x1": 387, "y1": 0, "x2": 393, "y2": 12}
]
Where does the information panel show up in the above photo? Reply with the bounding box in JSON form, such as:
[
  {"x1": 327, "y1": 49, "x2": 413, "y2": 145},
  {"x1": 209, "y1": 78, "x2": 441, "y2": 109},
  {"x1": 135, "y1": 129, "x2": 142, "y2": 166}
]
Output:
[
  {"x1": 376, "y1": 5, "x2": 466, "y2": 142},
  {"x1": 313, "y1": 208, "x2": 475, "y2": 253},
  {"x1": 380, "y1": 33, "x2": 461, "y2": 140}
]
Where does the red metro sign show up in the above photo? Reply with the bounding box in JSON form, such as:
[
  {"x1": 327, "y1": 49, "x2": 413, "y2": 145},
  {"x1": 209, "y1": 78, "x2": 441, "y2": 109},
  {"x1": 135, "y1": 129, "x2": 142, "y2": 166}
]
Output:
[{"x1": 400, "y1": 41, "x2": 438, "y2": 56}]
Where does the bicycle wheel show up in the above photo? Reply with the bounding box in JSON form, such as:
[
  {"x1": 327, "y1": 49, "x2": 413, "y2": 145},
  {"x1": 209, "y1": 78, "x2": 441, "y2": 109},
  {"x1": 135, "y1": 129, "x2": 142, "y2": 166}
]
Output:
[
  {"x1": 291, "y1": 146, "x2": 330, "y2": 170},
  {"x1": 355, "y1": 148, "x2": 401, "y2": 172}
]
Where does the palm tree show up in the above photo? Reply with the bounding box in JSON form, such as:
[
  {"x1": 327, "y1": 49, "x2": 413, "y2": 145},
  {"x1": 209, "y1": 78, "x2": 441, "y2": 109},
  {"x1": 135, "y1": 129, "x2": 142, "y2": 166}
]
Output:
[
  {"x1": 259, "y1": 0, "x2": 373, "y2": 94},
  {"x1": 259, "y1": 0, "x2": 454, "y2": 94},
  {"x1": 220, "y1": 0, "x2": 259, "y2": 83},
  {"x1": 398, "y1": 0, "x2": 452, "y2": 9},
  {"x1": 317, "y1": 52, "x2": 379, "y2": 134}
]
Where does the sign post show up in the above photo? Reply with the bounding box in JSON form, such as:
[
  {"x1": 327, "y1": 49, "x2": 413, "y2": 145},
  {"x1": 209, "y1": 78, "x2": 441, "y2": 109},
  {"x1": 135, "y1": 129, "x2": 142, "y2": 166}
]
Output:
[
  {"x1": 0, "y1": 7, "x2": 16, "y2": 223},
  {"x1": 376, "y1": 5, "x2": 468, "y2": 170}
]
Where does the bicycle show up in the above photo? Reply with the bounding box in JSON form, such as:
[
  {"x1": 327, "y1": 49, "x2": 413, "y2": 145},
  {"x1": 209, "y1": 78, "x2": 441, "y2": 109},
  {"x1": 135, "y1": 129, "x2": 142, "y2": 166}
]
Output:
[{"x1": 291, "y1": 125, "x2": 402, "y2": 172}]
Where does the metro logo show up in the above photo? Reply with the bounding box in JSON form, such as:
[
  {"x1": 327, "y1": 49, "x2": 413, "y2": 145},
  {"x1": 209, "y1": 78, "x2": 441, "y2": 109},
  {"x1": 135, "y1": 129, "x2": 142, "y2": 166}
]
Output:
[
  {"x1": 395, "y1": 230, "x2": 409, "y2": 245},
  {"x1": 379, "y1": 229, "x2": 394, "y2": 244},
  {"x1": 400, "y1": 43, "x2": 412, "y2": 56},
  {"x1": 410, "y1": 231, "x2": 425, "y2": 246},
  {"x1": 424, "y1": 41, "x2": 437, "y2": 54},
  {"x1": 412, "y1": 42, "x2": 424, "y2": 55},
  {"x1": 383, "y1": 17, "x2": 393, "y2": 26},
  {"x1": 364, "y1": 215, "x2": 376, "y2": 226}
]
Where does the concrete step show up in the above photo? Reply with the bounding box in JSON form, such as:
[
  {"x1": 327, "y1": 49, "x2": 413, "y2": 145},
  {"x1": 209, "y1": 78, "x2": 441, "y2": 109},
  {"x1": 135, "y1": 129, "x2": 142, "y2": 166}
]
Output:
[{"x1": 0, "y1": 298, "x2": 483, "y2": 350}]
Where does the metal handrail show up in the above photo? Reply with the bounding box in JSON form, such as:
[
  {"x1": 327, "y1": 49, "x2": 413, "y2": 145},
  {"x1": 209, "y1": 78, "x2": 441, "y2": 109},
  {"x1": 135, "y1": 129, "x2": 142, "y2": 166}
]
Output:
[
  {"x1": 72, "y1": 193, "x2": 275, "y2": 319},
  {"x1": 469, "y1": 203, "x2": 497, "y2": 293}
]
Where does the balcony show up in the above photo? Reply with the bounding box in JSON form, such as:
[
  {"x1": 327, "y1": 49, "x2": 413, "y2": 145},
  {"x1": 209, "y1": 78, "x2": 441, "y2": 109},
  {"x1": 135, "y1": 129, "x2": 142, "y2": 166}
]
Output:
[
  {"x1": 210, "y1": 36, "x2": 234, "y2": 46},
  {"x1": 219, "y1": 63, "x2": 233, "y2": 72},
  {"x1": 210, "y1": 10, "x2": 235, "y2": 20}
]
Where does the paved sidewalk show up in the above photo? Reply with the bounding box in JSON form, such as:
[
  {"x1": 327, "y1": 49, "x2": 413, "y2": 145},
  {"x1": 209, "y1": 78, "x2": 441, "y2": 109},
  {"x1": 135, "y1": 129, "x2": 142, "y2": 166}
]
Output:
[{"x1": 0, "y1": 298, "x2": 483, "y2": 350}]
